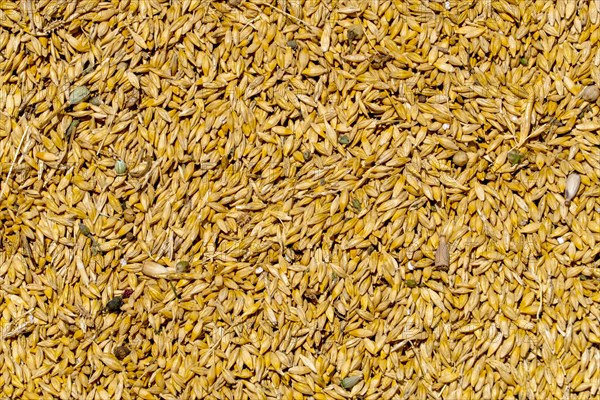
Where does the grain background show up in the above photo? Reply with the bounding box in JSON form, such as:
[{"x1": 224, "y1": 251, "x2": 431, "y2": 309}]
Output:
[{"x1": 1, "y1": 0, "x2": 600, "y2": 399}]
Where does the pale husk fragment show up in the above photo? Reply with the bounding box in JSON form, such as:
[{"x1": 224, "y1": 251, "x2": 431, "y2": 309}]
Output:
[
  {"x1": 435, "y1": 235, "x2": 450, "y2": 268},
  {"x1": 564, "y1": 172, "x2": 581, "y2": 206}
]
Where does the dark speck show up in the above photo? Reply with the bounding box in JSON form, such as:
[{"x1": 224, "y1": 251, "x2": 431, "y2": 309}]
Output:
[{"x1": 105, "y1": 296, "x2": 123, "y2": 313}]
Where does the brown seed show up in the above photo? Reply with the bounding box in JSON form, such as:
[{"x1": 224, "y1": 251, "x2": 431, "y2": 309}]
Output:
[
  {"x1": 123, "y1": 209, "x2": 135, "y2": 223},
  {"x1": 113, "y1": 346, "x2": 130, "y2": 360}
]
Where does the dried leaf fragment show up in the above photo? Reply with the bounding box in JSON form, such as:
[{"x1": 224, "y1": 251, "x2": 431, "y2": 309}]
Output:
[
  {"x1": 79, "y1": 223, "x2": 91, "y2": 237},
  {"x1": 125, "y1": 88, "x2": 140, "y2": 109},
  {"x1": 370, "y1": 54, "x2": 392, "y2": 69},
  {"x1": 347, "y1": 25, "x2": 363, "y2": 41}
]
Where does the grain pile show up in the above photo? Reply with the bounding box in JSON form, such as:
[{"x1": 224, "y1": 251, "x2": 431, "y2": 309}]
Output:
[{"x1": 1, "y1": 0, "x2": 600, "y2": 399}]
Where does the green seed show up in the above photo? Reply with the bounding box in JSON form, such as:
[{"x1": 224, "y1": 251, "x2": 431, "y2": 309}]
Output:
[
  {"x1": 69, "y1": 86, "x2": 90, "y2": 105},
  {"x1": 507, "y1": 149, "x2": 523, "y2": 165},
  {"x1": 115, "y1": 159, "x2": 127, "y2": 175},
  {"x1": 175, "y1": 261, "x2": 190, "y2": 273},
  {"x1": 338, "y1": 135, "x2": 350, "y2": 145},
  {"x1": 520, "y1": 57, "x2": 527, "y2": 65},
  {"x1": 405, "y1": 279, "x2": 418, "y2": 288},
  {"x1": 341, "y1": 375, "x2": 362, "y2": 389}
]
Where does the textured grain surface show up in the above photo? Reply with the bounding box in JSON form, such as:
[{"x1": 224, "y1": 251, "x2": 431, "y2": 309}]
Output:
[{"x1": 1, "y1": 0, "x2": 600, "y2": 399}]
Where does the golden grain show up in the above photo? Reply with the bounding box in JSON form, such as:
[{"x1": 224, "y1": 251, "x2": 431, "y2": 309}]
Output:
[{"x1": 0, "y1": 0, "x2": 599, "y2": 398}]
